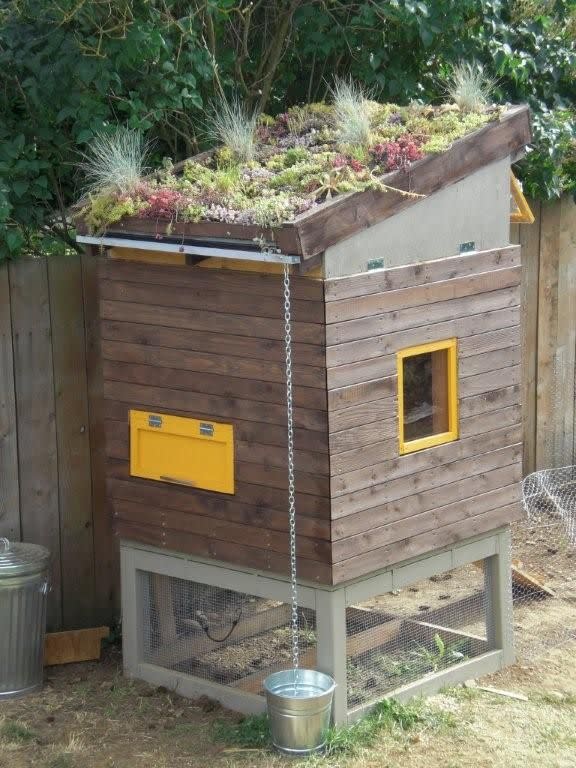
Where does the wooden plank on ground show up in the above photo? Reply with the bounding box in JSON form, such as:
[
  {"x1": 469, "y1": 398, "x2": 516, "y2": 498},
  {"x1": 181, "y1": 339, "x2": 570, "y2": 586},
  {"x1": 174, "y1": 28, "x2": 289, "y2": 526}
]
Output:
[
  {"x1": 233, "y1": 647, "x2": 317, "y2": 694},
  {"x1": 0, "y1": 265, "x2": 20, "y2": 540},
  {"x1": 48, "y1": 255, "x2": 96, "y2": 630},
  {"x1": 44, "y1": 627, "x2": 109, "y2": 666},
  {"x1": 9, "y1": 257, "x2": 62, "y2": 630}
]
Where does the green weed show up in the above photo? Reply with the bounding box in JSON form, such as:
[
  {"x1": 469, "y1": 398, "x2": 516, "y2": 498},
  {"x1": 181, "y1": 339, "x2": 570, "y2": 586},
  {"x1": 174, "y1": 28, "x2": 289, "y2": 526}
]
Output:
[
  {"x1": 0, "y1": 720, "x2": 37, "y2": 744},
  {"x1": 212, "y1": 697, "x2": 455, "y2": 758}
]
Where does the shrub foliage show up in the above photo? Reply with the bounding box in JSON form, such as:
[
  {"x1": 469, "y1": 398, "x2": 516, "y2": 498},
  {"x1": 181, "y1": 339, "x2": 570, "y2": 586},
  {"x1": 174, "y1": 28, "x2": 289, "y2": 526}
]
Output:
[{"x1": 0, "y1": 0, "x2": 574, "y2": 258}]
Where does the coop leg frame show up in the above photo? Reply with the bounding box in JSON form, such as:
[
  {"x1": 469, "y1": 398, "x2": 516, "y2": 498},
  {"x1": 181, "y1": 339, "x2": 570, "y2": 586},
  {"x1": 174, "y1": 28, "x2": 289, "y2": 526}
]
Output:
[{"x1": 120, "y1": 526, "x2": 516, "y2": 725}]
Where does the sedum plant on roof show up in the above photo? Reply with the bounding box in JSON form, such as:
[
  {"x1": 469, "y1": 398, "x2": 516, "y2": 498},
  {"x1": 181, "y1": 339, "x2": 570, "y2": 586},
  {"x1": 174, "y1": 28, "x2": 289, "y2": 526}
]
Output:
[{"x1": 77, "y1": 85, "x2": 502, "y2": 235}]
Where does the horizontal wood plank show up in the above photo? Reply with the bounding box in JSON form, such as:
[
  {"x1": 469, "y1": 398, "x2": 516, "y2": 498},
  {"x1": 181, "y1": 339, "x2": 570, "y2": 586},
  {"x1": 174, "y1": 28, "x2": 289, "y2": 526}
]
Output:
[
  {"x1": 113, "y1": 499, "x2": 331, "y2": 561},
  {"x1": 324, "y1": 246, "x2": 521, "y2": 301},
  {"x1": 329, "y1": 396, "x2": 395, "y2": 433},
  {"x1": 102, "y1": 359, "x2": 326, "y2": 410},
  {"x1": 328, "y1": 327, "x2": 521, "y2": 390},
  {"x1": 101, "y1": 338, "x2": 324, "y2": 390},
  {"x1": 103, "y1": 398, "x2": 329, "y2": 454},
  {"x1": 108, "y1": 477, "x2": 330, "y2": 536},
  {"x1": 332, "y1": 423, "x2": 521, "y2": 497},
  {"x1": 330, "y1": 403, "x2": 521, "y2": 474},
  {"x1": 107, "y1": 459, "x2": 330, "y2": 518},
  {"x1": 332, "y1": 483, "x2": 520, "y2": 559},
  {"x1": 333, "y1": 461, "x2": 522, "y2": 540},
  {"x1": 100, "y1": 259, "x2": 323, "y2": 301},
  {"x1": 101, "y1": 321, "x2": 325, "y2": 368},
  {"x1": 332, "y1": 442, "x2": 522, "y2": 518},
  {"x1": 103, "y1": 380, "x2": 327, "y2": 432},
  {"x1": 101, "y1": 300, "x2": 324, "y2": 345},
  {"x1": 326, "y1": 306, "x2": 520, "y2": 371},
  {"x1": 327, "y1": 286, "x2": 519, "y2": 346},
  {"x1": 332, "y1": 501, "x2": 522, "y2": 583},
  {"x1": 100, "y1": 279, "x2": 325, "y2": 324},
  {"x1": 114, "y1": 520, "x2": 333, "y2": 583},
  {"x1": 328, "y1": 376, "x2": 396, "y2": 411},
  {"x1": 325, "y1": 266, "x2": 521, "y2": 324}
]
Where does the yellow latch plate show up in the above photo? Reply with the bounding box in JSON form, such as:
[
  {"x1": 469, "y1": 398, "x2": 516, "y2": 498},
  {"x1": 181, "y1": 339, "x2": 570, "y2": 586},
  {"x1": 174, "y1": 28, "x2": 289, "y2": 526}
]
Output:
[{"x1": 129, "y1": 410, "x2": 235, "y2": 494}]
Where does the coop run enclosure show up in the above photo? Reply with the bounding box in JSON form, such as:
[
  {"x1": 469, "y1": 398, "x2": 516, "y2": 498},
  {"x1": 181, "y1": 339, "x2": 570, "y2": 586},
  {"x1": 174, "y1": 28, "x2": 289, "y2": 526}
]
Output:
[{"x1": 78, "y1": 104, "x2": 531, "y2": 724}]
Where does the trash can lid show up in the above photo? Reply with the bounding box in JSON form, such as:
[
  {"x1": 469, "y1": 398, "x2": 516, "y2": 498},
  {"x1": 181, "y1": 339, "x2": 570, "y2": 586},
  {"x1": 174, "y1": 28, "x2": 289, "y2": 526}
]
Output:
[{"x1": 0, "y1": 538, "x2": 50, "y2": 578}]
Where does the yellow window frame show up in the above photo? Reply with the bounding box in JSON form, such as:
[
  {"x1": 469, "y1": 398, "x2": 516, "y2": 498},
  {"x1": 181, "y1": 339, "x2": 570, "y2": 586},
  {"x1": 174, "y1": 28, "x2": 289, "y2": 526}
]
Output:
[{"x1": 397, "y1": 338, "x2": 459, "y2": 455}]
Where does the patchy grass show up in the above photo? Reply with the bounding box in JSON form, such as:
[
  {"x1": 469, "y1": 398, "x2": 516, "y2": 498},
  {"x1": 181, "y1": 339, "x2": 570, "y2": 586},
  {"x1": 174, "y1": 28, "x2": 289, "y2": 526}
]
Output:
[
  {"x1": 0, "y1": 719, "x2": 37, "y2": 744},
  {"x1": 46, "y1": 755, "x2": 74, "y2": 768},
  {"x1": 213, "y1": 713, "x2": 270, "y2": 748},
  {"x1": 322, "y1": 698, "x2": 455, "y2": 758},
  {"x1": 1, "y1": 641, "x2": 576, "y2": 768}
]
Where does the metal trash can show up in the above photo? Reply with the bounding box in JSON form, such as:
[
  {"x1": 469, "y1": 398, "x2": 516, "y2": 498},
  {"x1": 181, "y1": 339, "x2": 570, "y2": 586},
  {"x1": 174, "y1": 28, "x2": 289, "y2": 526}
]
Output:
[{"x1": 0, "y1": 538, "x2": 50, "y2": 699}]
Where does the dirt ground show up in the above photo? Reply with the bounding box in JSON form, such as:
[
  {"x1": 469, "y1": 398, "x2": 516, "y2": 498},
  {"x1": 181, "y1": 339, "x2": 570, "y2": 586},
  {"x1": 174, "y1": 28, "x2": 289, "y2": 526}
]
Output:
[{"x1": 1, "y1": 636, "x2": 575, "y2": 768}]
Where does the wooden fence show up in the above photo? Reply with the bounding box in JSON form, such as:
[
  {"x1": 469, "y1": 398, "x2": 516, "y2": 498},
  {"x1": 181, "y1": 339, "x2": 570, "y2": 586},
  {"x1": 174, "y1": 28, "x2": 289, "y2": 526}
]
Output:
[
  {"x1": 0, "y1": 255, "x2": 116, "y2": 632},
  {"x1": 511, "y1": 194, "x2": 576, "y2": 473},
  {"x1": 0, "y1": 195, "x2": 573, "y2": 630}
]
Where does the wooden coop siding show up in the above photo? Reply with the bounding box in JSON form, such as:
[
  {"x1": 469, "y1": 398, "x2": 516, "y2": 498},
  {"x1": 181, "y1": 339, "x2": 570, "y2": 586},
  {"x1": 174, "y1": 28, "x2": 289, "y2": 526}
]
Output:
[
  {"x1": 325, "y1": 245, "x2": 523, "y2": 584},
  {"x1": 99, "y1": 259, "x2": 333, "y2": 584}
]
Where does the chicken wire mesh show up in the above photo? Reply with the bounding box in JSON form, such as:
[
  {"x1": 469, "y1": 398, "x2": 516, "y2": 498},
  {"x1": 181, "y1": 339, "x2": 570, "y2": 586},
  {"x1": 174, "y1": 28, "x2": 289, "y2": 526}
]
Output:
[
  {"x1": 345, "y1": 563, "x2": 489, "y2": 709},
  {"x1": 141, "y1": 572, "x2": 316, "y2": 692},
  {"x1": 515, "y1": 347, "x2": 576, "y2": 661},
  {"x1": 514, "y1": 468, "x2": 576, "y2": 661}
]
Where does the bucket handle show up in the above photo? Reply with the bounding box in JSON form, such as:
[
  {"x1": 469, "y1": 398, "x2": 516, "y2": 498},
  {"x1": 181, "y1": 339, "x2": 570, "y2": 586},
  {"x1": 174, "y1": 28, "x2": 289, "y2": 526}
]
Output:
[{"x1": 0, "y1": 538, "x2": 9, "y2": 553}]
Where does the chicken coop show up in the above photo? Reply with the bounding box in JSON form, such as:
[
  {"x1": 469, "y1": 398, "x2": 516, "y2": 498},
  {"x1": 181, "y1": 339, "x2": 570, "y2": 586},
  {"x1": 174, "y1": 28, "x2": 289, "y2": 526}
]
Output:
[{"x1": 77, "y1": 103, "x2": 531, "y2": 724}]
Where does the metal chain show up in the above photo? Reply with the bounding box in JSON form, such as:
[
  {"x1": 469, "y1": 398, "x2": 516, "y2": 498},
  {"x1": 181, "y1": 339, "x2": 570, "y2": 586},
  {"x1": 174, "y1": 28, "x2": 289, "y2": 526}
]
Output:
[{"x1": 283, "y1": 261, "x2": 299, "y2": 671}]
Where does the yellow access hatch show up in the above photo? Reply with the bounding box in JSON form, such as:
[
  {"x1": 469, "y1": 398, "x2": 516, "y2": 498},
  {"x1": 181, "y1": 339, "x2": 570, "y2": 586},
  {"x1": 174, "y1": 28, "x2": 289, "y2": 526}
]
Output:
[{"x1": 129, "y1": 410, "x2": 234, "y2": 494}]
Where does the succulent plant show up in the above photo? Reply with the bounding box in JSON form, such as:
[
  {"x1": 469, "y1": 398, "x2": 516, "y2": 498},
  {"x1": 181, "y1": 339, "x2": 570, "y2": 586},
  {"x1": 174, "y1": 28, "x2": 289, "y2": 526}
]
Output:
[{"x1": 78, "y1": 95, "x2": 496, "y2": 233}]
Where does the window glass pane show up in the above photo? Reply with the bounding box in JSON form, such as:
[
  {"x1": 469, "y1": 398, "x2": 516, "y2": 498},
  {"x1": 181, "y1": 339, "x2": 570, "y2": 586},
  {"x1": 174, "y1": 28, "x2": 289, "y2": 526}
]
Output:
[{"x1": 403, "y1": 348, "x2": 450, "y2": 442}]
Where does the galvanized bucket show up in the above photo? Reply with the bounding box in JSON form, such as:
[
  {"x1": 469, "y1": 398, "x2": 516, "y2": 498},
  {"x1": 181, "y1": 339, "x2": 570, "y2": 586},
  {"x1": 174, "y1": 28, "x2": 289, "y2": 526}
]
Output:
[
  {"x1": 0, "y1": 538, "x2": 50, "y2": 699},
  {"x1": 263, "y1": 668, "x2": 336, "y2": 754}
]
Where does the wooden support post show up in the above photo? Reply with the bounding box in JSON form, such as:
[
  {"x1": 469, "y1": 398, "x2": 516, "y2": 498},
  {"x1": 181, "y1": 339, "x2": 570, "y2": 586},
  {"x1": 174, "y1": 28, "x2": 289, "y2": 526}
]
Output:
[
  {"x1": 121, "y1": 544, "x2": 141, "y2": 677},
  {"x1": 484, "y1": 527, "x2": 515, "y2": 666},
  {"x1": 315, "y1": 589, "x2": 348, "y2": 725}
]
